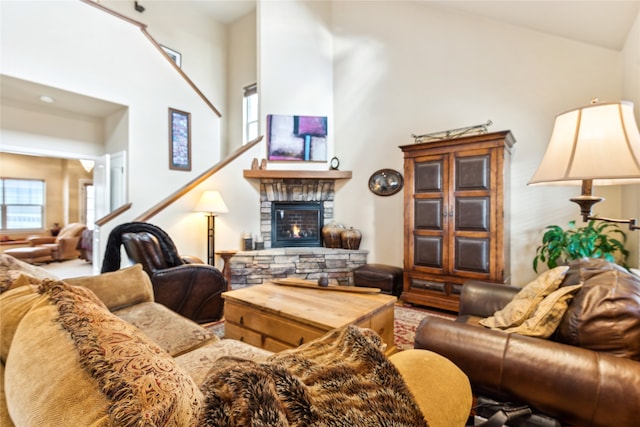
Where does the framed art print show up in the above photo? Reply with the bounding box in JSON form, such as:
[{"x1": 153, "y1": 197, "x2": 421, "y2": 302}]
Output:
[
  {"x1": 169, "y1": 108, "x2": 191, "y2": 171},
  {"x1": 161, "y1": 45, "x2": 182, "y2": 67},
  {"x1": 267, "y1": 114, "x2": 328, "y2": 161}
]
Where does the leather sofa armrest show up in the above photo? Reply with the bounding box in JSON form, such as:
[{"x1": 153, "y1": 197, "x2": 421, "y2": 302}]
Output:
[
  {"x1": 152, "y1": 264, "x2": 226, "y2": 323},
  {"x1": 414, "y1": 317, "x2": 640, "y2": 427},
  {"x1": 459, "y1": 280, "x2": 519, "y2": 317}
]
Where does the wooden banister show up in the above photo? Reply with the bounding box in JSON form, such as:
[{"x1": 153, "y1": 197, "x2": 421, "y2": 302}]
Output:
[
  {"x1": 134, "y1": 136, "x2": 263, "y2": 222},
  {"x1": 95, "y1": 202, "x2": 132, "y2": 227},
  {"x1": 79, "y1": 0, "x2": 221, "y2": 117}
]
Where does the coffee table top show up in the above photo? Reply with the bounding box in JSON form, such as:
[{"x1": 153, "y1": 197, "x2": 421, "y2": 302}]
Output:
[{"x1": 222, "y1": 282, "x2": 397, "y2": 331}]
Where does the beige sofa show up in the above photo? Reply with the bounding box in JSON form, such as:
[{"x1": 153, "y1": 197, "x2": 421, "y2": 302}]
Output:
[
  {"x1": 3, "y1": 223, "x2": 86, "y2": 263},
  {"x1": 0, "y1": 254, "x2": 472, "y2": 426}
]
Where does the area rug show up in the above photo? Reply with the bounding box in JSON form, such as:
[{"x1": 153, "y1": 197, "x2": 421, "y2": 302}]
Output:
[{"x1": 205, "y1": 304, "x2": 453, "y2": 352}]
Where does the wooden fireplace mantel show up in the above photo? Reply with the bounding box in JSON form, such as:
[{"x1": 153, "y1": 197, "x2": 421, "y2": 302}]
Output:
[{"x1": 243, "y1": 170, "x2": 352, "y2": 180}]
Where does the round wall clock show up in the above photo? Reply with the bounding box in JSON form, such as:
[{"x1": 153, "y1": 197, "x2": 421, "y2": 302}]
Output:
[
  {"x1": 329, "y1": 156, "x2": 340, "y2": 170},
  {"x1": 368, "y1": 169, "x2": 404, "y2": 196}
]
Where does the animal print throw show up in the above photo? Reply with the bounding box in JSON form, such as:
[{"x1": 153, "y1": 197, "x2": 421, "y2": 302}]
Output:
[{"x1": 199, "y1": 325, "x2": 428, "y2": 426}]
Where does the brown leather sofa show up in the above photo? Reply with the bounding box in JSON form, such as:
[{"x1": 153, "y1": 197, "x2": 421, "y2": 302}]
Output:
[
  {"x1": 3, "y1": 222, "x2": 86, "y2": 263},
  {"x1": 414, "y1": 258, "x2": 640, "y2": 427},
  {"x1": 101, "y1": 222, "x2": 226, "y2": 324}
]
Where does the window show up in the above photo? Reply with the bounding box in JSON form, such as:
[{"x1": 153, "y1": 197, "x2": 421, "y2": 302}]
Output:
[
  {"x1": 243, "y1": 83, "x2": 258, "y2": 144},
  {"x1": 0, "y1": 178, "x2": 45, "y2": 230}
]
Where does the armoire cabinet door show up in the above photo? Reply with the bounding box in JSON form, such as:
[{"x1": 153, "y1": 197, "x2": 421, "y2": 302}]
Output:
[{"x1": 450, "y1": 149, "x2": 493, "y2": 276}]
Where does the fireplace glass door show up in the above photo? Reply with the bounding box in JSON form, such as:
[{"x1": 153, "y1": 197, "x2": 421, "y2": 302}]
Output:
[{"x1": 271, "y1": 202, "x2": 323, "y2": 247}]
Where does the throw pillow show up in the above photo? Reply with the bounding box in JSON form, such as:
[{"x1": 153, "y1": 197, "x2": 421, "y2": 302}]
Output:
[
  {"x1": 556, "y1": 269, "x2": 640, "y2": 360},
  {"x1": 4, "y1": 280, "x2": 203, "y2": 426},
  {"x1": 65, "y1": 263, "x2": 154, "y2": 310},
  {"x1": 479, "y1": 266, "x2": 569, "y2": 329},
  {"x1": 0, "y1": 278, "x2": 42, "y2": 363},
  {"x1": 503, "y1": 284, "x2": 583, "y2": 338},
  {"x1": 0, "y1": 253, "x2": 58, "y2": 293}
]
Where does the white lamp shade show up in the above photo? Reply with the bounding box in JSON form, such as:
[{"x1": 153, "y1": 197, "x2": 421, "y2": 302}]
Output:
[
  {"x1": 195, "y1": 190, "x2": 229, "y2": 214},
  {"x1": 529, "y1": 101, "x2": 640, "y2": 186}
]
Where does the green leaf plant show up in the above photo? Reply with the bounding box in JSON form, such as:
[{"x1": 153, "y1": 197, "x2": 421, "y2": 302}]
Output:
[{"x1": 533, "y1": 219, "x2": 629, "y2": 273}]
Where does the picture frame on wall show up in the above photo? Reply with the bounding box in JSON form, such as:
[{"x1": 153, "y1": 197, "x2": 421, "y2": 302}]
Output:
[
  {"x1": 169, "y1": 108, "x2": 191, "y2": 171},
  {"x1": 161, "y1": 45, "x2": 182, "y2": 67},
  {"x1": 267, "y1": 114, "x2": 328, "y2": 161}
]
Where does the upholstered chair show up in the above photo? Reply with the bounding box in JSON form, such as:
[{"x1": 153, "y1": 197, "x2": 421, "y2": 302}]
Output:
[
  {"x1": 4, "y1": 222, "x2": 86, "y2": 263},
  {"x1": 101, "y1": 222, "x2": 225, "y2": 323}
]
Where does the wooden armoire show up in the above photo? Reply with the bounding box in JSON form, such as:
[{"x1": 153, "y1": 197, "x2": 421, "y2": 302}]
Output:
[{"x1": 400, "y1": 130, "x2": 515, "y2": 312}]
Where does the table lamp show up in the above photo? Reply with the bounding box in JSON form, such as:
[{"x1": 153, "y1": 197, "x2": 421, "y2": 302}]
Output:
[
  {"x1": 529, "y1": 99, "x2": 640, "y2": 230},
  {"x1": 195, "y1": 190, "x2": 229, "y2": 264}
]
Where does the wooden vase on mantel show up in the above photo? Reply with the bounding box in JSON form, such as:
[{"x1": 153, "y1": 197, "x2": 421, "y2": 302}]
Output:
[
  {"x1": 322, "y1": 223, "x2": 344, "y2": 248},
  {"x1": 341, "y1": 227, "x2": 362, "y2": 250}
]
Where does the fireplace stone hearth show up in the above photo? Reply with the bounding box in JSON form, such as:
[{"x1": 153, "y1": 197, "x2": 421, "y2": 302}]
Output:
[{"x1": 228, "y1": 247, "x2": 368, "y2": 289}]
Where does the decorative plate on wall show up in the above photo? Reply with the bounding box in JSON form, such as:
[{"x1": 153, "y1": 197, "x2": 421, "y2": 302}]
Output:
[{"x1": 368, "y1": 169, "x2": 404, "y2": 196}]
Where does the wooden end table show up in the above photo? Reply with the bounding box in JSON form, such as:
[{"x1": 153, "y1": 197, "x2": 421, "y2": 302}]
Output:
[{"x1": 222, "y1": 282, "x2": 397, "y2": 355}]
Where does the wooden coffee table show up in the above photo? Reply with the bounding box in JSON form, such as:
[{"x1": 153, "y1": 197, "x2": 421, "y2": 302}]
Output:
[{"x1": 222, "y1": 282, "x2": 397, "y2": 354}]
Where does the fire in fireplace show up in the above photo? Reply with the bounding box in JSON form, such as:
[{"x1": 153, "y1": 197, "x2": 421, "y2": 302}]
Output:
[{"x1": 271, "y1": 202, "x2": 323, "y2": 247}]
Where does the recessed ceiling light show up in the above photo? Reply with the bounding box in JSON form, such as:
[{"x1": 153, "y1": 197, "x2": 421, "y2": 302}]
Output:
[{"x1": 39, "y1": 95, "x2": 54, "y2": 103}]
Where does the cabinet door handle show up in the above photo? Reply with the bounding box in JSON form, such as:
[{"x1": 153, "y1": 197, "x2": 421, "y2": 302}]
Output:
[
  {"x1": 239, "y1": 316, "x2": 244, "y2": 325},
  {"x1": 443, "y1": 207, "x2": 447, "y2": 217},
  {"x1": 298, "y1": 337, "x2": 304, "y2": 346}
]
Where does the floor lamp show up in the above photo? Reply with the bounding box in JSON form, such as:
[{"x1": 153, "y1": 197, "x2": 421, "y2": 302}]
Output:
[
  {"x1": 529, "y1": 99, "x2": 640, "y2": 230},
  {"x1": 195, "y1": 191, "x2": 229, "y2": 265}
]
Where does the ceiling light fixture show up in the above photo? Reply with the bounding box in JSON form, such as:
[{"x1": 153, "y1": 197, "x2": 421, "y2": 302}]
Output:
[
  {"x1": 80, "y1": 159, "x2": 95, "y2": 173},
  {"x1": 39, "y1": 95, "x2": 54, "y2": 104}
]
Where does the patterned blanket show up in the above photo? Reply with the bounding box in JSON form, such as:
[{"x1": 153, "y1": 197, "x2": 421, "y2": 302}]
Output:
[{"x1": 199, "y1": 326, "x2": 428, "y2": 426}]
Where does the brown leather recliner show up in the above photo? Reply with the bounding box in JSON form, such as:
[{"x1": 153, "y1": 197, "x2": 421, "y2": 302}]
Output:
[
  {"x1": 101, "y1": 222, "x2": 225, "y2": 323},
  {"x1": 414, "y1": 259, "x2": 640, "y2": 427}
]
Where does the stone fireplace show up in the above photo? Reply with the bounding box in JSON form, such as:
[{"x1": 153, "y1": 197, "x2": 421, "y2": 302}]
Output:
[
  {"x1": 271, "y1": 201, "x2": 323, "y2": 247},
  {"x1": 259, "y1": 177, "x2": 337, "y2": 249},
  {"x1": 227, "y1": 170, "x2": 367, "y2": 289}
]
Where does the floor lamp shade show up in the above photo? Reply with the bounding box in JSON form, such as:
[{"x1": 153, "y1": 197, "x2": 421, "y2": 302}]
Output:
[
  {"x1": 195, "y1": 191, "x2": 229, "y2": 265},
  {"x1": 529, "y1": 100, "x2": 640, "y2": 186},
  {"x1": 528, "y1": 100, "x2": 640, "y2": 229},
  {"x1": 195, "y1": 191, "x2": 229, "y2": 214}
]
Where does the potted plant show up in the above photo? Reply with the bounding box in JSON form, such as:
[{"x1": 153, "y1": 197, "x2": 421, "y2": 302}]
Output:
[{"x1": 533, "y1": 219, "x2": 629, "y2": 273}]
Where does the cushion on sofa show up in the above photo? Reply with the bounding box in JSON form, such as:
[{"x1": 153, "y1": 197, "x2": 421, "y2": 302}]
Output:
[
  {"x1": 389, "y1": 349, "x2": 472, "y2": 427},
  {"x1": 175, "y1": 339, "x2": 272, "y2": 386},
  {"x1": 503, "y1": 284, "x2": 583, "y2": 338},
  {"x1": 0, "y1": 278, "x2": 41, "y2": 363},
  {"x1": 0, "y1": 363, "x2": 13, "y2": 427},
  {"x1": 479, "y1": 266, "x2": 569, "y2": 329},
  {"x1": 64, "y1": 263, "x2": 154, "y2": 311},
  {"x1": 0, "y1": 254, "x2": 58, "y2": 293},
  {"x1": 114, "y1": 301, "x2": 216, "y2": 357},
  {"x1": 4, "y1": 280, "x2": 203, "y2": 426},
  {"x1": 556, "y1": 269, "x2": 640, "y2": 360},
  {"x1": 560, "y1": 257, "x2": 629, "y2": 287}
]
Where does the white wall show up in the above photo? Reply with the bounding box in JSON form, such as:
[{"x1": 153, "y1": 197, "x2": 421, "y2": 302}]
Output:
[
  {"x1": 227, "y1": 10, "x2": 257, "y2": 155},
  {"x1": 1, "y1": 0, "x2": 636, "y2": 282},
  {"x1": 258, "y1": 0, "x2": 335, "y2": 170},
  {"x1": 330, "y1": 1, "x2": 630, "y2": 284},
  {"x1": 622, "y1": 10, "x2": 640, "y2": 267},
  {"x1": 1, "y1": 0, "x2": 223, "y2": 262}
]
